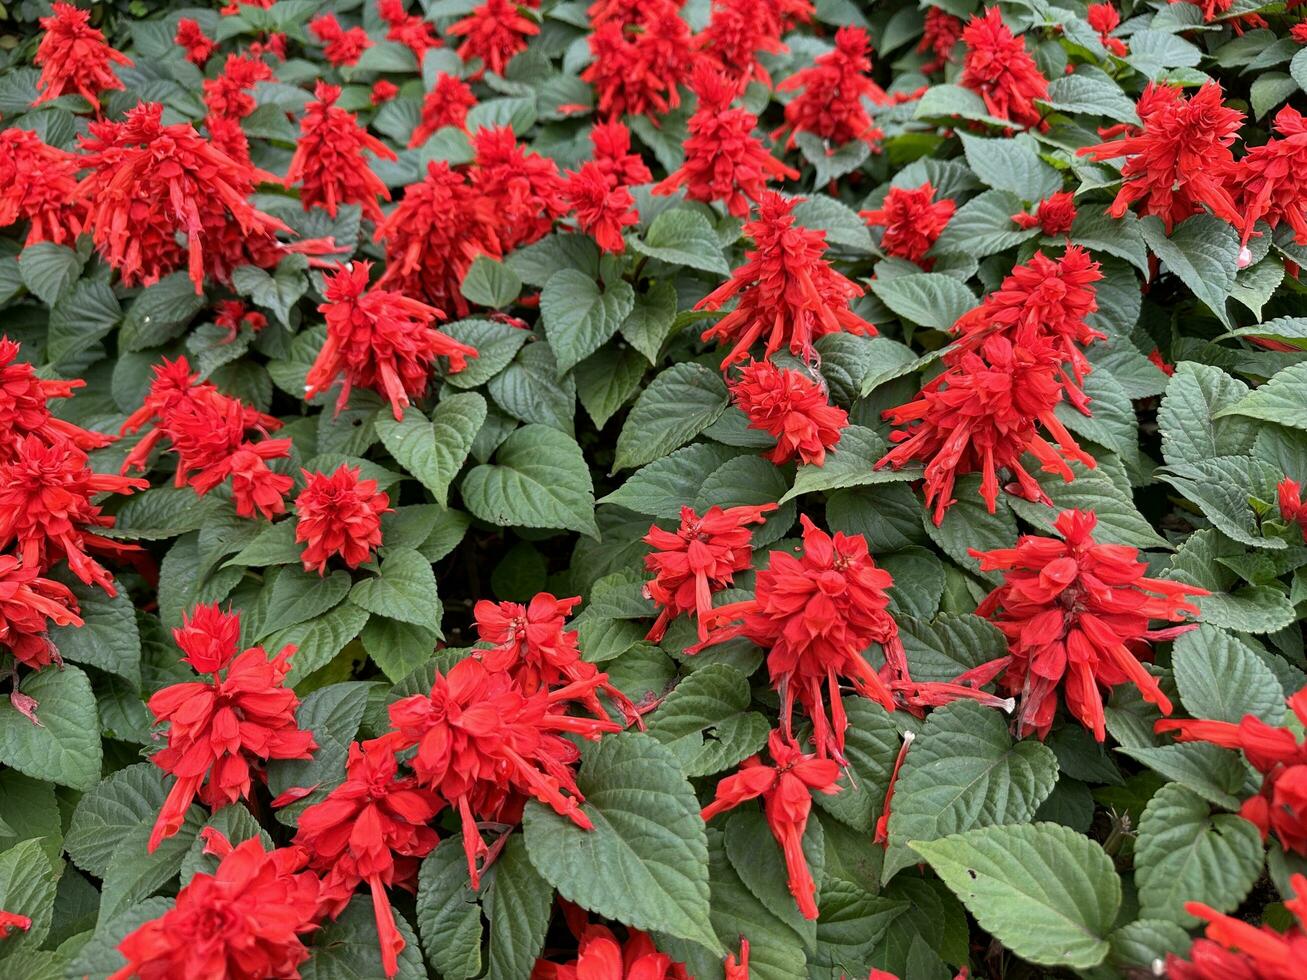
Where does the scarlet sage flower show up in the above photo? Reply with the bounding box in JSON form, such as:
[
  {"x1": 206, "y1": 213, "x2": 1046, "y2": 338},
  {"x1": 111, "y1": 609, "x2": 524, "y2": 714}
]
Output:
[
  {"x1": 564, "y1": 162, "x2": 638, "y2": 254},
  {"x1": 145, "y1": 610, "x2": 316, "y2": 852},
  {"x1": 372, "y1": 80, "x2": 399, "y2": 105},
  {"x1": 531, "y1": 924, "x2": 690, "y2": 980},
  {"x1": 698, "y1": 192, "x2": 876, "y2": 370},
  {"x1": 699, "y1": 0, "x2": 788, "y2": 90},
  {"x1": 652, "y1": 62, "x2": 798, "y2": 218},
  {"x1": 581, "y1": 1, "x2": 694, "y2": 119},
  {"x1": 173, "y1": 603, "x2": 242, "y2": 675},
  {"x1": 773, "y1": 26, "x2": 887, "y2": 150},
  {"x1": 0, "y1": 436, "x2": 146, "y2": 594},
  {"x1": 917, "y1": 7, "x2": 964, "y2": 73},
  {"x1": 693, "y1": 516, "x2": 903, "y2": 761},
  {"x1": 295, "y1": 465, "x2": 391, "y2": 574},
  {"x1": 174, "y1": 18, "x2": 215, "y2": 65},
  {"x1": 472, "y1": 126, "x2": 569, "y2": 250},
  {"x1": 310, "y1": 13, "x2": 373, "y2": 67},
  {"x1": 1012, "y1": 190, "x2": 1077, "y2": 237},
  {"x1": 0, "y1": 337, "x2": 113, "y2": 455},
  {"x1": 588, "y1": 121, "x2": 652, "y2": 187},
  {"x1": 110, "y1": 829, "x2": 321, "y2": 980},
  {"x1": 1157, "y1": 690, "x2": 1307, "y2": 856},
  {"x1": 77, "y1": 102, "x2": 291, "y2": 293},
  {"x1": 960, "y1": 8, "x2": 1049, "y2": 130},
  {"x1": 1164, "y1": 872, "x2": 1307, "y2": 979},
  {"x1": 474, "y1": 592, "x2": 640, "y2": 721},
  {"x1": 448, "y1": 0, "x2": 540, "y2": 78},
  {"x1": 701, "y1": 730, "x2": 841, "y2": 919},
  {"x1": 860, "y1": 182, "x2": 956, "y2": 267},
  {"x1": 306, "y1": 261, "x2": 477, "y2": 420},
  {"x1": 386, "y1": 657, "x2": 621, "y2": 887},
  {"x1": 970, "y1": 508, "x2": 1206, "y2": 741},
  {"x1": 376, "y1": 161, "x2": 504, "y2": 316},
  {"x1": 723, "y1": 940, "x2": 749, "y2": 980},
  {"x1": 286, "y1": 740, "x2": 440, "y2": 978},
  {"x1": 32, "y1": 2, "x2": 131, "y2": 107},
  {"x1": 1228, "y1": 106, "x2": 1307, "y2": 247},
  {"x1": 877, "y1": 330, "x2": 1096, "y2": 525},
  {"x1": 1086, "y1": 3, "x2": 1127, "y2": 55},
  {"x1": 0, "y1": 129, "x2": 86, "y2": 247},
  {"x1": 1294, "y1": 22, "x2": 1307, "y2": 44},
  {"x1": 728, "y1": 360, "x2": 848, "y2": 466},
  {"x1": 287, "y1": 82, "x2": 396, "y2": 224},
  {"x1": 378, "y1": 0, "x2": 441, "y2": 61},
  {"x1": 1280, "y1": 478, "x2": 1307, "y2": 542},
  {"x1": 642, "y1": 503, "x2": 776, "y2": 642},
  {"x1": 213, "y1": 300, "x2": 267, "y2": 343},
  {"x1": 1077, "y1": 82, "x2": 1244, "y2": 231},
  {"x1": 203, "y1": 53, "x2": 275, "y2": 121},
  {"x1": 0, "y1": 554, "x2": 82, "y2": 670},
  {"x1": 409, "y1": 74, "x2": 477, "y2": 147},
  {"x1": 0, "y1": 911, "x2": 31, "y2": 938}
]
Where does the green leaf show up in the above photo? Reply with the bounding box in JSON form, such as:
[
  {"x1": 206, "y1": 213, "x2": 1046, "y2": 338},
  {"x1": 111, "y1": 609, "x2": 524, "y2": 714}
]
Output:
[
  {"x1": 614, "y1": 363, "x2": 729, "y2": 471},
  {"x1": 47, "y1": 279, "x2": 122, "y2": 366},
  {"x1": 870, "y1": 273, "x2": 977, "y2": 330},
  {"x1": 1139, "y1": 215, "x2": 1239, "y2": 329},
  {"x1": 1251, "y1": 72, "x2": 1299, "y2": 120},
  {"x1": 540, "y1": 269, "x2": 636, "y2": 372},
  {"x1": 1007, "y1": 460, "x2": 1169, "y2": 550},
  {"x1": 726, "y1": 808, "x2": 824, "y2": 948},
  {"x1": 1158, "y1": 363, "x2": 1257, "y2": 467},
  {"x1": 442, "y1": 319, "x2": 530, "y2": 389},
  {"x1": 0, "y1": 839, "x2": 56, "y2": 954},
  {"x1": 488, "y1": 342, "x2": 577, "y2": 434},
  {"x1": 1172, "y1": 623, "x2": 1285, "y2": 725},
  {"x1": 811, "y1": 877, "x2": 908, "y2": 977},
  {"x1": 65, "y1": 764, "x2": 201, "y2": 878},
  {"x1": 1118, "y1": 743, "x2": 1248, "y2": 811},
  {"x1": 811, "y1": 699, "x2": 903, "y2": 831},
  {"x1": 48, "y1": 577, "x2": 141, "y2": 687},
  {"x1": 110, "y1": 485, "x2": 218, "y2": 541},
  {"x1": 958, "y1": 133, "x2": 1062, "y2": 200},
  {"x1": 360, "y1": 616, "x2": 439, "y2": 683},
  {"x1": 933, "y1": 190, "x2": 1040, "y2": 257},
  {"x1": 574, "y1": 345, "x2": 647, "y2": 429},
  {"x1": 921, "y1": 474, "x2": 1019, "y2": 581},
  {"x1": 232, "y1": 256, "x2": 307, "y2": 327},
  {"x1": 273, "y1": 601, "x2": 372, "y2": 686},
  {"x1": 913, "y1": 83, "x2": 1010, "y2": 127},
  {"x1": 1293, "y1": 47, "x2": 1307, "y2": 94},
  {"x1": 376, "y1": 394, "x2": 487, "y2": 506},
  {"x1": 484, "y1": 835, "x2": 553, "y2": 980},
  {"x1": 226, "y1": 519, "x2": 303, "y2": 567},
  {"x1": 646, "y1": 664, "x2": 767, "y2": 777},
  {"x1": 1041, "y1": 67, "x2": 1140, "y2": 124},
  {"x1": 1158, "y1": 455, "x2": 1286, "y2": 549},
  {"x1": 267, "y1": 683, "x2": 371, "y2": 814},
  {"x1": 1109, "y1": 919, "x2": 1192, "y2": 972},
  {"x1": 98, "y1": 807, "x2": 203, "y2": 922},
  {"x1": 522, "y1": 732, "x2": 719, "y2": 952},
  {"x1": 462, "y1": 424, "x2": 598, "y2": 536},
  {"x1": 349, "y1": 548, "x2": 442, "y2": 633},
  {"x1": 791, "y1": 194, "x2": 874, "y2": 253},
  {"x1": 0, "y1": 664, "x2": 101, "y2": 790},
  {"x1": 1218, "y1": 360, "x2": 1307, "y2": 433},
  {"x1": 883, "y1": 701, "x2": 1058, "y2": 881},
  {"x1": 18, "y1": 242, "x2": 80, "y2": 304},
  {"x1": 600, "y1": 443, "x2": 741, "y2": 518},
  {"x1": 303, "y1": 895, "x2": 425, "y2": 980},
  {"x1": 1067, "y1": 211, "x2": 1149, "y2": 275},
  {"x1": 783, "y1": 425, "x2": 921, "y2": 502},
  {"x1": 631, "y1": 208, "x2": 730, "y2": 275},
  {"x1": 460, "y1": 255, "x2": 522, "y2": 309},
  {"x1": 121, "y1": 272, "x2": 206, "y2": 351},
  {"x1": 416, "y1": 837, "x2": 483, "y2": 979},
  {"x1": 910, "y1": 823, "x2": 1121, "y2": 970},
  {"x1": 1135, "y1": 782, "x2": 1263, "y2": 925},
  {"x1": 260, "y1": 566, "x2": 352, "y2": 637},
  {"x1": 620, "y1": 280, "x2": 678, "y2": 363}
]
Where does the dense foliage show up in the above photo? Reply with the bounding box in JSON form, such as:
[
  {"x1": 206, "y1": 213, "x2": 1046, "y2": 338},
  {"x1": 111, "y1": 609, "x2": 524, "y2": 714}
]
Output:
[{"x1": 2, "y1": 0, "x2": 1307, "y2": 977}]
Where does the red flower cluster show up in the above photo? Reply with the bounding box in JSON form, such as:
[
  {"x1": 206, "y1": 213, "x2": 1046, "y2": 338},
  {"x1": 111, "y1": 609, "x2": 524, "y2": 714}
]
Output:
[
  {"x1": 698, "y1": 192, "x2": 876, "y2": 369},
  {"x1": 0, "y1": 337, "x2": 112, "y2": 455},
  {"x1": 642, "y1": 503, "x2": 775, "y2": 641},
  {"x1": 145, "y1": 604, "x2": 316, "y2": 852},
  {"x1": 409, "y1": 74, "x2": 478, "y2": 146},
  {"x1": 728, "y1": 360, "x2": 848, "y2": 466},
  {"x1": 33, "y1": 2, "x2": 131, "y2": 107},
  {"x1": 214, "y1": 300, "x2": 267, "y2": 343},
  {"x1": 287, "y1": 82, "x2": 396, "y2": 224},
  {"x1": 295, "y1": 464, "x2": 391, "y2": 574},
  {"x1": 0, "y1": 129, "x2": 85, "y2": 247},
  {"x1": 970, "y1": 508, "x2": 1206, "y2": 740},
  {"x1": 917, "y1": 7, "x2": 963, "y2": 73},
  {"x1": 120, "y1": 356, "x2": 292, "y2": 520},
  {"x1": 203, "y1": 53, "x2": 275, "y2": 122},
  {"x1": 653, "y1": 62, "x2": 798, "y2": 218},
  {"x1": 589, "y1": 121, "x2": 652, "y2": 187},
  {"x1": 532, "y1": 922, "x2": 689, "y2": 980},
  {"x1": 1077, "y1": 82, "x2": 1244, "y2": 231},
  {"x1": 701, "y1": 730, "x2": 841, "y2": 919},
  {"x1": 860, "y1": 182, "x2": 956, "y2": 266},
  {"x1": 698, "y1": 0, "x2": 794, "y2": 90},
  {"x1": 174, "y1": 18, "x2": 216, "y2": 66},
  {"x1": 960, "y1": 8, "x2": 1049, "y2": 130},
  {"x1": 582, "y1": 0, "x2": 694, "y2": 119},
  {"x1": 1012, "y1": 190, "x2": 1077, "y2": 237},
  {"x1": 564, "y1": 162, "x2": 638, "y2": 254},
  {"x1": 1280, "y1": 478, "x2": 1307, "y2": 541},
  {"x1": 472, "y1": 126, "x2": 569, "y2": 251},
  {"x1": 774, "y1": 26, "x2": 887, "y2": 149},
  {"x1": 693, "y1": 516, "x2": 904, "y2": 760},
  {"x1": 111, "y1": 829, "x2": 321, "y2": 980},
  {"x1": 378, "y1": 0, "x2": 441, "y2": 60},
  {"x1": 449, "y1": 0, "x2": 540, "y2": 78},
  {"x1": 1158, "y1": 689, "x2": 1307, "y2": 855},
  {"x1": 372, "y1": 80, "x2": 399, "y2": 105},
  {"x1": 306, "y1": 261, "x2": 477, "y2": 420},
  {"x1": 0, "y1": 554, "x2": 82, "y2": 670},
  {"x1": 1087, "y1": 3, "x2": 1128, "y2": 55},
  {"x1": 0, "y1": 910, "x2": 31, "y2": 938},
  {"x1": 1165, "y1": 872, "x2": 1307, "y2": 979},
  {"x1": 309, "y1": 13, "x2": 372, "y2": 67},
  {"x1": 1229, "y1": 105, "x2": 1307, "y2": 247}
]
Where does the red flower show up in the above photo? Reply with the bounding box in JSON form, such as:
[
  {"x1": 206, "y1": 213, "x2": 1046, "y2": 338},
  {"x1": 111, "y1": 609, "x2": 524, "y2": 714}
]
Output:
[
  {"x1": 1229, "y1": 106, "x2": 1307, "y2": 247},
  {"x1": 1076, "y1": 82, "x2": 1243, "y2": 231},
  {"x1": 1086, "y1": 3, "x2": 1128, "y2": 55},
  {"x1": 860, "y1": 182, "x2": 956, "y2": 266},
  {"x1": 173, "y1": 603, "x2": 242, "y2": 674},
  {"x1": 307, "y1": 261, "x2": 476, "y2": 420},
  {"x1": 701, "y1": 730, "x2": 841, "y2": 919},
  {"x1": 774, "y1": 26, "x2": 887, "y2": 149},
  {"x1": 699, "y1": 0, "x2": 789, "y2": 89},
  {"x1": 588, "y1": 121, "x2": 652, "y2": 186},
  {"x1": 693, "y1": 516, "x2": 903, "y2": 760},
  {"x1": 203, "y1": 53, "x2": 275, "y2": 121},
  {"x1": 145, "y1": 611, "x2": 316, "y2": 851},
  {"x1": 960, "y1": 8, "x2": 1049, "y2": 130},
  {"x1": 581, "y1": 1, "x2": 694, "y2": 120},
  {"x1": 877, "y1": 330, "x2": 1096, "y2": 525},
  {"x1": 409, "y1": 74, "x2": 477, "y2": 146},
  {"x1": 0, "y1": 910, "x2": 31, "y2": 938},
  {"x1": 698, "y1": 191, "x2": 876, "y2": 370},
  {"x1": 287, "y1": 82, "x2": 396, "y2": 224},
  {"x1": 1157, "y1": 690, "x2": 1307, "y2": 856},
  {"x1": 0, "y1": 554, "x2": 82, "y2": 670},
  {"x1": 1165, "y1": 872, "x2": 1307, "y2": 979},
  {"x1": 532, "y1": 924, "x2": 690, "y2": 980},
  {"x1": 310, "y1": 13, "x2": 373, "y2": 67},
  {"x1": 77, "y1": 102, "x2": 291, "y2": 292},
  {"x1": 728, "y1": 360, "x2": 848, "y2": 466},
  {"x1": 1147, "y1": 348, "x2": 1176, "y2": 376},
  {"x1": 0, "y1": 129, "x2": 86, "y2": 247},
  {"x1": 378, "y1": 0, "x2": 441, "y2": 61},
  {"x1": 1012, "y1": 190, "x2": 1077, "y2": 237},
  {"x1": 652, "y1": 62, "x2": 798, "y2": 218},
  {"x1": 970, "y1": 508, "x2": 1206, "y2": 740},
  {"x1": 0, "y1": 337, "x2": 112, "y2": 455},
  {"x1": 214, "y1": 300, "x2": 267, "y2": 343},
  {"x1": 376, "y1": 161, "x2": 504, "y2": 316},
  {"x1": 1280, "y1": 478, "x2": 1307, "y2": 542},
  {"x1": 642, "y1": 503, "x2": 776, "y2": 641},
  {"x1": 205, "y1": 113, "x2": 254, "y2": 170},
  {"x1": 723, "y1": 940, "x2": 748, "y2": 980},
  {"x1": 1294, "y1": 22, "x2": 1307, "y2": 44},
  {"x1": 287, "y1": 740, "x2": 440, "y2": 978},
  {"x1": 472, "y1": 126, "x2": 569, "y2": 250},
  {"x1": 448, "y1": 0, "x2": 540, "y2": 78},
  {"x1": 0, "y1": 436, "x2": 146, "y2": 594},
  {"x1": 474, "y1": 592, "x2": 640, "y2": 721},
  {"x1": 109, "y1": 830, "x2": 321, "y2": 980},
  {"x1": 174, "y1": 18, "x2": 216, "y2": 65},
  {"x1": 564, "y1": 162, "x2": 638, "y2": 254},
  {"x1": 295, "y1": 464, "x2": 391, "y2": 574},
  {"x1": 372, "y1": 80, "x2": 399, "y2": 105},
  {"x1": 386, "y1": 657, "x2": 621, "y2": 886},
  {"x1": 917, "y1": 7, "x2": 963, "y2": 73},
  {"x1": 873, "y1": 730, "x2": 914, "y2": 846},
  {"x1": 33, "y1": 2, "x2": 131, "y2": 107}
]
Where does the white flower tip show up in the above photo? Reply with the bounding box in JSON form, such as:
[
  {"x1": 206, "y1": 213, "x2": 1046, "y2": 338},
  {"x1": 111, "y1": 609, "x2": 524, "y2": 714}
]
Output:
[
  {"x1": 1151, "y1": 957, "x2": 1166, "y2": 976},
  {"x1": 1237, "y1": 246, "x2": 1253, "y2": 269},
  {"x1": 1000, "y1": 697, "x2": 1017, "y2": 714},
  {"x1": 902, "y1": 730, "x2": 916, "y2": 744}
]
